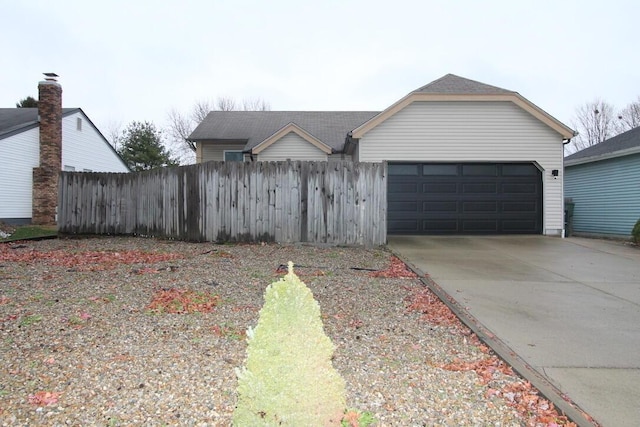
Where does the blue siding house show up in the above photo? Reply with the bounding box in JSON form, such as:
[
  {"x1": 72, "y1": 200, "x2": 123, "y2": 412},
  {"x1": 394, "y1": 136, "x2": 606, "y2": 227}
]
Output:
[{"x1": 564, "y1": 126, "x2": 640, "y2": 238}]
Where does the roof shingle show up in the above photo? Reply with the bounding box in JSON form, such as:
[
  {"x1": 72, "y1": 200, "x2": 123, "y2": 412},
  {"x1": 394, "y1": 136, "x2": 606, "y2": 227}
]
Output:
[
  {"x1": 188, "y1": 111, "x2": 379, "y2": 152},
  {"x1": 412, "y1": 73, "x2": 515, "y2": 95},
  {"x1": 565, "y1": 126, "x2": 640, "y2": 163},
  {"x1": 0, "y1": 108, "x2": 77, "y2": 140}
]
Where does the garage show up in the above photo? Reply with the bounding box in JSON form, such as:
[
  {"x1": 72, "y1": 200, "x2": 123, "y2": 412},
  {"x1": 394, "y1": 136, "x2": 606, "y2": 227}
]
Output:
[{"x1": 388, "y1": 162, "x2": 543, "y2": 235}]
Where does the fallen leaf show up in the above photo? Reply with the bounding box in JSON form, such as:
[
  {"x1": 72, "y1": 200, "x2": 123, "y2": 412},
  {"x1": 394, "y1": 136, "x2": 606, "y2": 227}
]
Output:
[
  {"x1": 28, "y1": 391, "x2": 61, "y2": 406},
  {"x1": 369, "y1": 256, "x2": 417, "y2": 278}
]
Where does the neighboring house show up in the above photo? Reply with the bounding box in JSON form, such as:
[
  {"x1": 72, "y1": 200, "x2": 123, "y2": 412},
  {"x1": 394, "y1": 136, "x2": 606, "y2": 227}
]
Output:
[
  {"x1": 564, "y1": 126, "x2": 640, "y2": 238},
  {"x1": 190, "y1": 74, "x2": 575, "y2": 236},
  {"x1": 0, "y1": 76, "x2": 129, "y2": 225}
]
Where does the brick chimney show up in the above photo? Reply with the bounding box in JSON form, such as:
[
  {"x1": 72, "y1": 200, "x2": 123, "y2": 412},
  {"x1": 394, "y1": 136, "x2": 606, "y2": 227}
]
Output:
[{"x1": 32, "y1": 73, "x2": 62, "y2": 225}]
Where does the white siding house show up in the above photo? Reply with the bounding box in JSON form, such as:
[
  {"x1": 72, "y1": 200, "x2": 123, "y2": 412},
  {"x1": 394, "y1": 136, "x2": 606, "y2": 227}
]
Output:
[
  {"x1": 0, "y1": 127, "x2": 40, "y2": 220},
  {"x1": 0, "y1": 108, "x2": 129, "y2": 223}
]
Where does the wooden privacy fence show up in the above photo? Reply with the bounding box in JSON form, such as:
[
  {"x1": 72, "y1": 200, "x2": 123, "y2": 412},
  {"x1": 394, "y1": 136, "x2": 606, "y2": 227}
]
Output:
[{"x1": 58, "y1": 161, "x2": 387, "y2": 246}]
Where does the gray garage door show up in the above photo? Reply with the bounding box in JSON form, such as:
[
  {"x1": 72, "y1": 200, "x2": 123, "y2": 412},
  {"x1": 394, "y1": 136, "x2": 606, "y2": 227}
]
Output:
[{"x1": 388, "y1": 163, "x2": 543, "y2": 234}]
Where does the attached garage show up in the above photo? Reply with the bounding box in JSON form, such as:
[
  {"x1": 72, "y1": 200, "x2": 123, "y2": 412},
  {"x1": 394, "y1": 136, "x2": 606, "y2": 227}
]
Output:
[
  {"x1": 190, "y1": 73, "x2": 576, "y2": 239},
  {"x1": 388, "y1": 162, "x2": 542, "y2": 234},
  {"x1": 350, "y1": 74, "x2": 575, "y2": 237}
]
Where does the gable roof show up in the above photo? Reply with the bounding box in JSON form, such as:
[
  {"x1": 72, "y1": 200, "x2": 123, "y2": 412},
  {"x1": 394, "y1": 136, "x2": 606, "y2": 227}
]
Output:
[
  {"x1": 189, "y1": 111, "x2": 379, "y2": 153},
  {"x1": 351, "y1": 74, "x2": 575, "y2": 140},
  {"x1": 412, "y1": 73, "x2": 515, "y2": 95},
  {"x1": 252, "y1": 123, "x2": 333, "y2": 155},
  {"x1": 565, "y1": 126, "x2": 640, "y2": 166},
  {"x1": 0, "y1": 108, "x2": 77, "y2": 140},
  {"x1": 0, "y1": 107, "x2": 130, "y2": 171}
]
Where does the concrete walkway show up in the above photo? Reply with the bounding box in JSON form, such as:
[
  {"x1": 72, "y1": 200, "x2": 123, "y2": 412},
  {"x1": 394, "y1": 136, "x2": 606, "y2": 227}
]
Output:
[{"x1": 387, "y1": 236, "x2": 640, "y2": 427}]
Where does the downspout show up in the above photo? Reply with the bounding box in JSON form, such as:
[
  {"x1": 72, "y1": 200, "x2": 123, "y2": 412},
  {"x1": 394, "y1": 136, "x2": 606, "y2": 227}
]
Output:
[{"x1": 560, "y1": 133, "x2": 577, "y2": 238}]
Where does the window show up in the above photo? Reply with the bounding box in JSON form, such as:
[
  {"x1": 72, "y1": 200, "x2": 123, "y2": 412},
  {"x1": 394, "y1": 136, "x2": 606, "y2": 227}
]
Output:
[
  {"x1": 64, "y1": 165, "x2": 76, "y2": 172},
  {"x1": 462, "y1": 164, "x2": 497, "y2": 176},
  {"x1": 76, "y1": 117, "x2": 82, "y2": 131},
  {"x1": 423, "y1": 164, "x2": 458, "y2": 176},
  {"x1": 388, "y1": 164, "x2": 419, "y2": 175},
  {"x1": 83, "y1": 168, "x2": 92, "y2": 172},
  {"x1": 224, "y1": 151, "x2": 244, "y2": 162}
]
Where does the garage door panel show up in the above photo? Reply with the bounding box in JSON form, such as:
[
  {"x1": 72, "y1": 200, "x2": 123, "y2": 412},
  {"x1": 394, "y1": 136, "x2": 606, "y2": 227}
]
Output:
[
  {"x1": 502, "y1": 201, "x2": 537, "y2": 213},
  {"x1": 502, "y1": 183, "x2": 537, "y2": 194},
  {"x1": 462, "y1": 164, "x2": 498, "y2": 176},
  {"x1": 462, "y1": 220, "x2": 498, "y2": 232},
  {"x1": 423, "y1": 182, "x2": 457, "y2": 193},
  {"x1": 423, "y1": 201, "x2": 457, "y2": 212},
  {"x1": 389, "y1": 219, "x2": 419, "y2": 232},
  {"x1": 463, "y1": 201, "x2": 498, "y2": 213},
  {"x1": 388, "y1": 164, "x2": 419, "y2": 175},
  {"x1": 462, "y1": 183, "x2": 497, "y2": 194},
  {"x1": 388, "y1": 201, "x2": 418, "y2": 212},
  {"x1": 389, "y1": 182, "x2": 418, "y2": 193},
  {"x1": 423, "y1": 220, "x2": 459, "y2": 232},
  {"x1": 502, "y1": 220, "x2": 538, "y2": 232},
  {"x1": 388, "y1": 162, "x2": 542, "y2": 235}
]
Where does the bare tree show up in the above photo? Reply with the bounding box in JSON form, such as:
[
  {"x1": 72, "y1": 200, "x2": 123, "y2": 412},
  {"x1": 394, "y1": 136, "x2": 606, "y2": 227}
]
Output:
[
  {"x1": 242, "y1": 97, "x2": 271, "y2": 111},
  {"x1": 167, "y1": 109, "x2": 197, "y2": 153},
  {"x1": 568, "y1": 99, "x2": 616, "y2": 154},
  {"x1": 615, "y1": 96, "x2": 640, "y2": 134},
  {"x1": 104, "y1": 120, "x2": 123, "y2": 150},
  {"x1": 166, "y1": 97, "x2": 270, "y2": 164},
  {"x1": 193, "y1": 99, "x2": 214, "y2": 122},
  {"x1": 216, "y1": 97, "x2": 237, "y2": 111}
]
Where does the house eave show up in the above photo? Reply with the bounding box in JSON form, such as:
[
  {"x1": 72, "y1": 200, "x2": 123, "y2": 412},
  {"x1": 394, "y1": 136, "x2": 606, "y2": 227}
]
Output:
[
  {"x1": 251, "y1": 123, "x2": 332, "y2": 155},
  {"x1": 565, "y1": 146, "x2": 640, "y2": 167},
  {"x1": 351, "y1": 92, "x2": 575, "y2": 140}
]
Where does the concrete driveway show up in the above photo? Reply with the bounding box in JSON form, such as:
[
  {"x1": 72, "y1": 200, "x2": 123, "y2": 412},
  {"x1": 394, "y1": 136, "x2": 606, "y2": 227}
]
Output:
[{"x1": 388, "y1": 235, "x2": 640, "y2": 427}]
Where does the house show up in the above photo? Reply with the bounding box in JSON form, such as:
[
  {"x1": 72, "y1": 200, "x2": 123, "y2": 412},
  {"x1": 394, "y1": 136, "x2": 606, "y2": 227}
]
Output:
[
  {"x1": 189, "y1": 74, "x2": 575, "y2": 236},
  {"x1": 189, "y1": 111, "x2": 379, "y2": 162},
  {"x1": 0, "y1": 74, "x2": 130, "y2": 225},
  {"x1": 564, "y1": 126, "x2": 640, "y2": 238}
]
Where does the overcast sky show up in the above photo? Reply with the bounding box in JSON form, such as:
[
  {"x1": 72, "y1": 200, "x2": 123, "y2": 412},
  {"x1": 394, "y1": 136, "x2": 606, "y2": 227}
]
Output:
[{"x1": 2, "y1": 0, "x2": 638, "y2": 148}]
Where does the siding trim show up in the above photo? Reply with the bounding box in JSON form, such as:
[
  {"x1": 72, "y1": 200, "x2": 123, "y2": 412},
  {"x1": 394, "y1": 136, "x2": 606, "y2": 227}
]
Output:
[
  {"x1": 352, "y1": 93, "x2": 574, "y2": 140},
  {"x1": 252, "y1": 123, "x2": 332, "y2": 155}
]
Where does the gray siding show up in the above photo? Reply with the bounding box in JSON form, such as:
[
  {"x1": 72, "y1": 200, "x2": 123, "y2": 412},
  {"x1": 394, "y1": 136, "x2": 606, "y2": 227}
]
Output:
[
  {"x1": 257, "y1": 132, "x2": 328, "y2": 161},
  {"x1": 565, "y1": 153, "x2": 640, "y2": 237},
  {"x1": 357, "y1": 101, "x2": 566, "y2": 235},
  {"x1": 200, "y1": 142, "x2": 246, "y2": 162}
]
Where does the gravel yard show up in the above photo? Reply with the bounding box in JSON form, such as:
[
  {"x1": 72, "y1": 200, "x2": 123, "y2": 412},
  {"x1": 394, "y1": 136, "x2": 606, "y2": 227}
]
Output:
[{"x1": 0, "y1": 237, "x2": 573, "y2": 426}]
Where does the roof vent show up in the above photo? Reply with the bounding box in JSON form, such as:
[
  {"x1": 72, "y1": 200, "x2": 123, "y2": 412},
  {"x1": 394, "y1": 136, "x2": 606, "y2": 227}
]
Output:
[{"x1": 43, "y1": 73, "x2": 59, "y2": 82}]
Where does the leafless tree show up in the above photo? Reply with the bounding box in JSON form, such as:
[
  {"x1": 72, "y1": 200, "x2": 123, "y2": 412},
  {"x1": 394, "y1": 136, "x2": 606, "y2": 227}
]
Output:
[
  {"x1": 166, "y1": 97, "x2": 270, "y2": 164},
  {"x1": 567, "y1": 99, "x2": 616, "y2": 154},
  {"x1": 615, "y1": 96, "x2": 640, "y2": 134},
  {"x1": 193, "y1": 100, "x2": 214, "y2": 122},
  {"x1": 216, "y1": 97, "x2": 237, "y2": 111},
  {"x1": 242, "y1": 97, "x2": 271, "y2": 111},
  {"x1": 104, "y1": 120, "x2": 123, "y2": 151},
  {"x1": 167, "y1": 108, "x2": 197, "y2": 153}
]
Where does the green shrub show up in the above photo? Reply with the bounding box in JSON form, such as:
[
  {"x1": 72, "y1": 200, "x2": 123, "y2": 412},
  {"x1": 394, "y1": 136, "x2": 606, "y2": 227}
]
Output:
[
  {"x1": 233, "y1": 262, "x2": 346, "y2": 427},
  {"x1": 632, "y1": 219, "x2": 640, "y2": 245}
]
